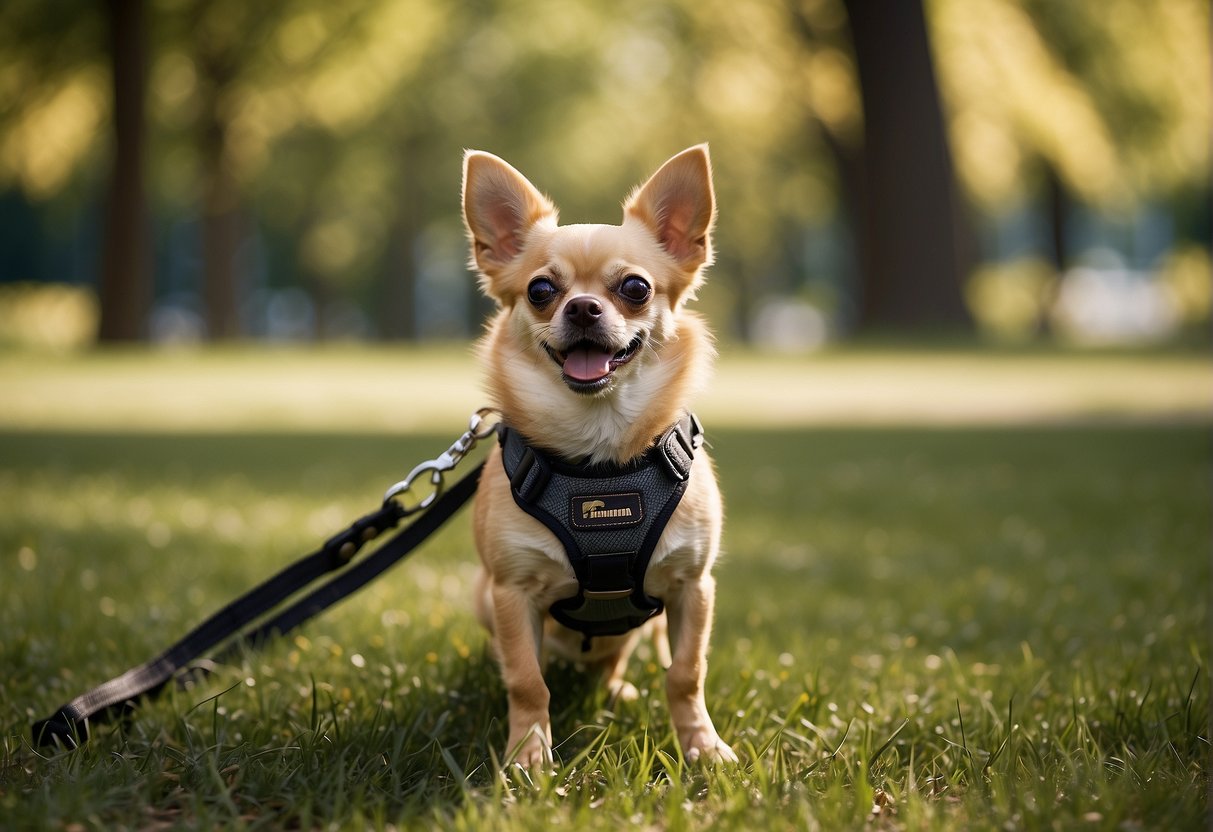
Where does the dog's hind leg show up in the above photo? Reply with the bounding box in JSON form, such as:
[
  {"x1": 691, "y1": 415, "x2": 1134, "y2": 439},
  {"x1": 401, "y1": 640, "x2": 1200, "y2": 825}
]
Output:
[
  {"x1": 651, "y1": 612, "x2": 672, "y2": 669},
  {"x1": 595, "y1": 630, "x2": 643, "y2": 703}
]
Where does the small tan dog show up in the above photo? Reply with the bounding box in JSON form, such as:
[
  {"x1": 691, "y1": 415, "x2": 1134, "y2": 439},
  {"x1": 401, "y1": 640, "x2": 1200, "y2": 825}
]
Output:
[{"x1": 462, "y1": 144, "x2": 736, "y2": 767}]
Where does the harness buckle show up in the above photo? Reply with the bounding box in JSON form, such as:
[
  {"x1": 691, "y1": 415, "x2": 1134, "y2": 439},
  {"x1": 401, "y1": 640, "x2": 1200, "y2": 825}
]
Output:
[
  {"x1": 583, "y1": 588, "x2": 634, "y2": 601},
  {"x1": 687, "y1": 412, "x2": 705, "y2": 449},
  {"x1": 509, "y1": 446, "x2": 551, "y2": 502},
  {"x1": 658, "y1": 422, "x2": 695, "y2": 482}
]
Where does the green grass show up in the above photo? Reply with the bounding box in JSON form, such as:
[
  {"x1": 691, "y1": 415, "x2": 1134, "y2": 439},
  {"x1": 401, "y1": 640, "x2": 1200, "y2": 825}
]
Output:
[{"x1": 0, "y1": 350, "x2": 1209, "y2": 830}]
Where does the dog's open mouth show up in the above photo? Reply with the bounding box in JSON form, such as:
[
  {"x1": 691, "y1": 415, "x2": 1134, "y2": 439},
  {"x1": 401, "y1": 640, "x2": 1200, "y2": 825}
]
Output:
[{"x1": 544, "y1": 334, "x2": 645, "y2": 393}]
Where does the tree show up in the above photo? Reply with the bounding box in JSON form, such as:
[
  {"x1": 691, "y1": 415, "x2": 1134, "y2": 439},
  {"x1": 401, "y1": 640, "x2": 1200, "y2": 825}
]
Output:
[
  {"x1": 0, "y1": 0, "x2": 144, "y2": 338},
  {"x1": 96, "y1": 0, "x2": 151, "y2": 342},
  {"x1": 182, "y1": 1, "x2": 285, "y2": 340},
  {"x1": 7, "y1": 0, "x2": 1202, "y2": 346},
  {"x1": 842, "y1": 0, "x2": 973, "y2": 330},
  {"x1": 195, "y1": 0, "x2": 454, "y2": 340},
  {"x1": 929, "y1": 0, "x2": 1210, "y2": 242}
]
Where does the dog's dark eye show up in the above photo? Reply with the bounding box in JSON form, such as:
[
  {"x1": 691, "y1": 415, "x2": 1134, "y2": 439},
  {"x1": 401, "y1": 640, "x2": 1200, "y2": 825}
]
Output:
[
  {"x1": 527, "y1": 277, "x2": 558, "y2": 307},
  {"x1": 618, "y1": 276, "x2": 651, "y2": 304}
]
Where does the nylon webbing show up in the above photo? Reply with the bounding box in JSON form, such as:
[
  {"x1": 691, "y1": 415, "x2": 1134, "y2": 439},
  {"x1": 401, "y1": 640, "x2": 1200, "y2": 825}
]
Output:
[{"x1": 32, "y1": 462, "x2": 483, "y2": 749}]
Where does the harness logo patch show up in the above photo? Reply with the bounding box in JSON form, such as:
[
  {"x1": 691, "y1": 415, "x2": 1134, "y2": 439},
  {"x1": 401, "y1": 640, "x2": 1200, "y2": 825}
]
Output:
[{"x1": 571, "y1": 492, "x2": 645, "y2": 530}]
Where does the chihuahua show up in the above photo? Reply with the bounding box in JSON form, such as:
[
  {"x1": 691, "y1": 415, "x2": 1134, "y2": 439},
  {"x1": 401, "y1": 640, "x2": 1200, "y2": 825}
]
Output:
[{"x1": 461, "y1": 144, "x2": 736, "y2": 767}]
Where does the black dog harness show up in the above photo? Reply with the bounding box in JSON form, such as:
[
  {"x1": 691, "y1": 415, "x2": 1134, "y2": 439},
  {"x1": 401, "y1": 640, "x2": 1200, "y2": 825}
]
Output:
[{"x1": 499, "y1": 414, "x2": 703, "y2": 649}]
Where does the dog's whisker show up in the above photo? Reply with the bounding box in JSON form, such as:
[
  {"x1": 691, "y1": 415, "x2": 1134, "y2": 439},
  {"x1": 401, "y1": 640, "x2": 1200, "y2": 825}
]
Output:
[{"x1": 499, "y1": 342, "x2": 538, "y2": 368}]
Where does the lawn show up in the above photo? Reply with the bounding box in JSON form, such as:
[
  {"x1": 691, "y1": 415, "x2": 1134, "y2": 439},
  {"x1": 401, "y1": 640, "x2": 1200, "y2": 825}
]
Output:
[{"x1": 0, "y1": 347, "x2": 1209, "y2": 830}]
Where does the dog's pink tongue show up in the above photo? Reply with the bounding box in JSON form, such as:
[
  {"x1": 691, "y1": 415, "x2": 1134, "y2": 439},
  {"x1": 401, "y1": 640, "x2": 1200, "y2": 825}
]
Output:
[{"x1": 562, "y1": 347, "x2": 613, "y2": 382}]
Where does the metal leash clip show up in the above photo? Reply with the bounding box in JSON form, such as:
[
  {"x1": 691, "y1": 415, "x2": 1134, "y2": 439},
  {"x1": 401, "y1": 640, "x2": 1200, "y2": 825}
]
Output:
[{"x1": 383, "y1": 407, "x2": 499, "y2": 513}]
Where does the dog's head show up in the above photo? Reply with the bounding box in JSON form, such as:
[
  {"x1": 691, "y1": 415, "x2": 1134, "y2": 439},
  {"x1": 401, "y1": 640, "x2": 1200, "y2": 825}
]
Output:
[{"x1": 462, "y1": 145, "x2": 715, "y2": 398}]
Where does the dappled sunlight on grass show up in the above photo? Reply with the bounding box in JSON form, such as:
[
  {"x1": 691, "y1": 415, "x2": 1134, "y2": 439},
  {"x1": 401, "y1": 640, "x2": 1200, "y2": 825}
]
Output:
[
  {"x1": 701, "y1": 349, "x2": 1210, "y2": 426},
  {"x1": 0, "y1": 345, "x2": 1208, "y2": 433},
  {"x1": 0, "y1": 350, "x2": 1208, "y2": 829}
]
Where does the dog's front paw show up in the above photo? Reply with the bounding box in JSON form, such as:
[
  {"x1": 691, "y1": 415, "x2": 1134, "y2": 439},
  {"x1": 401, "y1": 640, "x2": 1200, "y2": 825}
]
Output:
[
  {"x1": 681, "y1": 731, "x2": 738, "y2": 765},
  {"x1": 506, "y1": 730, "x2": 553, "y2": 770}
]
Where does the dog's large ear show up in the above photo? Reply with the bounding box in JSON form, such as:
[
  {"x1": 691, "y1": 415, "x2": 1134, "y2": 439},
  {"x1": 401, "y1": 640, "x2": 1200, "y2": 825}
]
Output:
[
  {"x1": 624, "y1": 144, "x2": 716, "y2": 274},
  {"x1": 462, "y1": 150, "x2": 557, "y2": 277}
]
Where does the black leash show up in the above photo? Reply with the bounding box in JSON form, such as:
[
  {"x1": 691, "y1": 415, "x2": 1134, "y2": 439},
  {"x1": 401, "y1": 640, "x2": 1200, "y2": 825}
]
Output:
[{"x1": 32, "y1": 410, "x2": 497, "y2": 750}]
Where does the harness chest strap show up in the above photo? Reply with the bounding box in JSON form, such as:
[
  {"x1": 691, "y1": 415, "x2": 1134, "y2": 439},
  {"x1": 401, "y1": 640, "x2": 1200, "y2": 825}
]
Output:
[{"x1": 498, "y1": 414, "x2": 703, "y2": 648}]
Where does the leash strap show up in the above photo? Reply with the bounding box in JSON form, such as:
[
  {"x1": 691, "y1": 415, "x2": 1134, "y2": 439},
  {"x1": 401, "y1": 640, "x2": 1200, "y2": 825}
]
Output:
[{"x1": 31, "y1": 462, "x2": 484, "y2": 750}]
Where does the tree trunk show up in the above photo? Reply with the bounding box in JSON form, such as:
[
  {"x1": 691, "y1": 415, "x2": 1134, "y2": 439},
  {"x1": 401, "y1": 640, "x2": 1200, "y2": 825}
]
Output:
[
  {"x1": 1045, "y1": 163, "x2": 1068, "y2": 272},
  {"x1": 97, "y1": 0, "x2": 150, "y2": 342},
  {"x1": 195, "y1": 14, "x2": 243, "y2": 341},
  {"x1": 200, "y1": 151, "x2": 242, "y2": 341},
  {"x1": 843, "y1": 0, "x2": 973, "y2": 331},
  {"x1": 378, "y1": 149, "x2": 420, "y2": 341},
  {"x1": 816, "y1": 122, "x2": 867, "y2": 335},
  {"x1": 1033, "y1": 162, "x2": 1068, "y2": 336},
  {"x1": 198, "y1": 103, "x2": 243, "y2": 340}
]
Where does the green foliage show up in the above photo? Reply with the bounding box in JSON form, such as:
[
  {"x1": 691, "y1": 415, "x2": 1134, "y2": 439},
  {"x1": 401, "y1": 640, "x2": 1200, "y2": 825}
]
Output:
[
  {"x1": 3, "y1": 0, "x2": 1208, "y2": 341},
  {"x1": 0, "y1": 365, "x2": 1207, "y2": 828},
  {"x1": 0, "y1": 0, "x2": 106, "y2": 199},
  {"x1": 929, "y1": 0, "x2": 1209, "y2": 207}
]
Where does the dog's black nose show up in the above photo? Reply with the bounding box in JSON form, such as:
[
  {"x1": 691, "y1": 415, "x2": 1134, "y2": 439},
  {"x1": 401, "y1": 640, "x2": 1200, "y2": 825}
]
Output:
[{"x1": 564, "y1": 295, "x2": 603, "y2": 328}]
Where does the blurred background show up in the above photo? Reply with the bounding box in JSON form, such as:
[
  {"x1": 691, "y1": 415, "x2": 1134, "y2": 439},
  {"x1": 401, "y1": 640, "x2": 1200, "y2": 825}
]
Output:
[{"x1": 0, "y1": 0, "x2": 1208, "y2": 351}]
